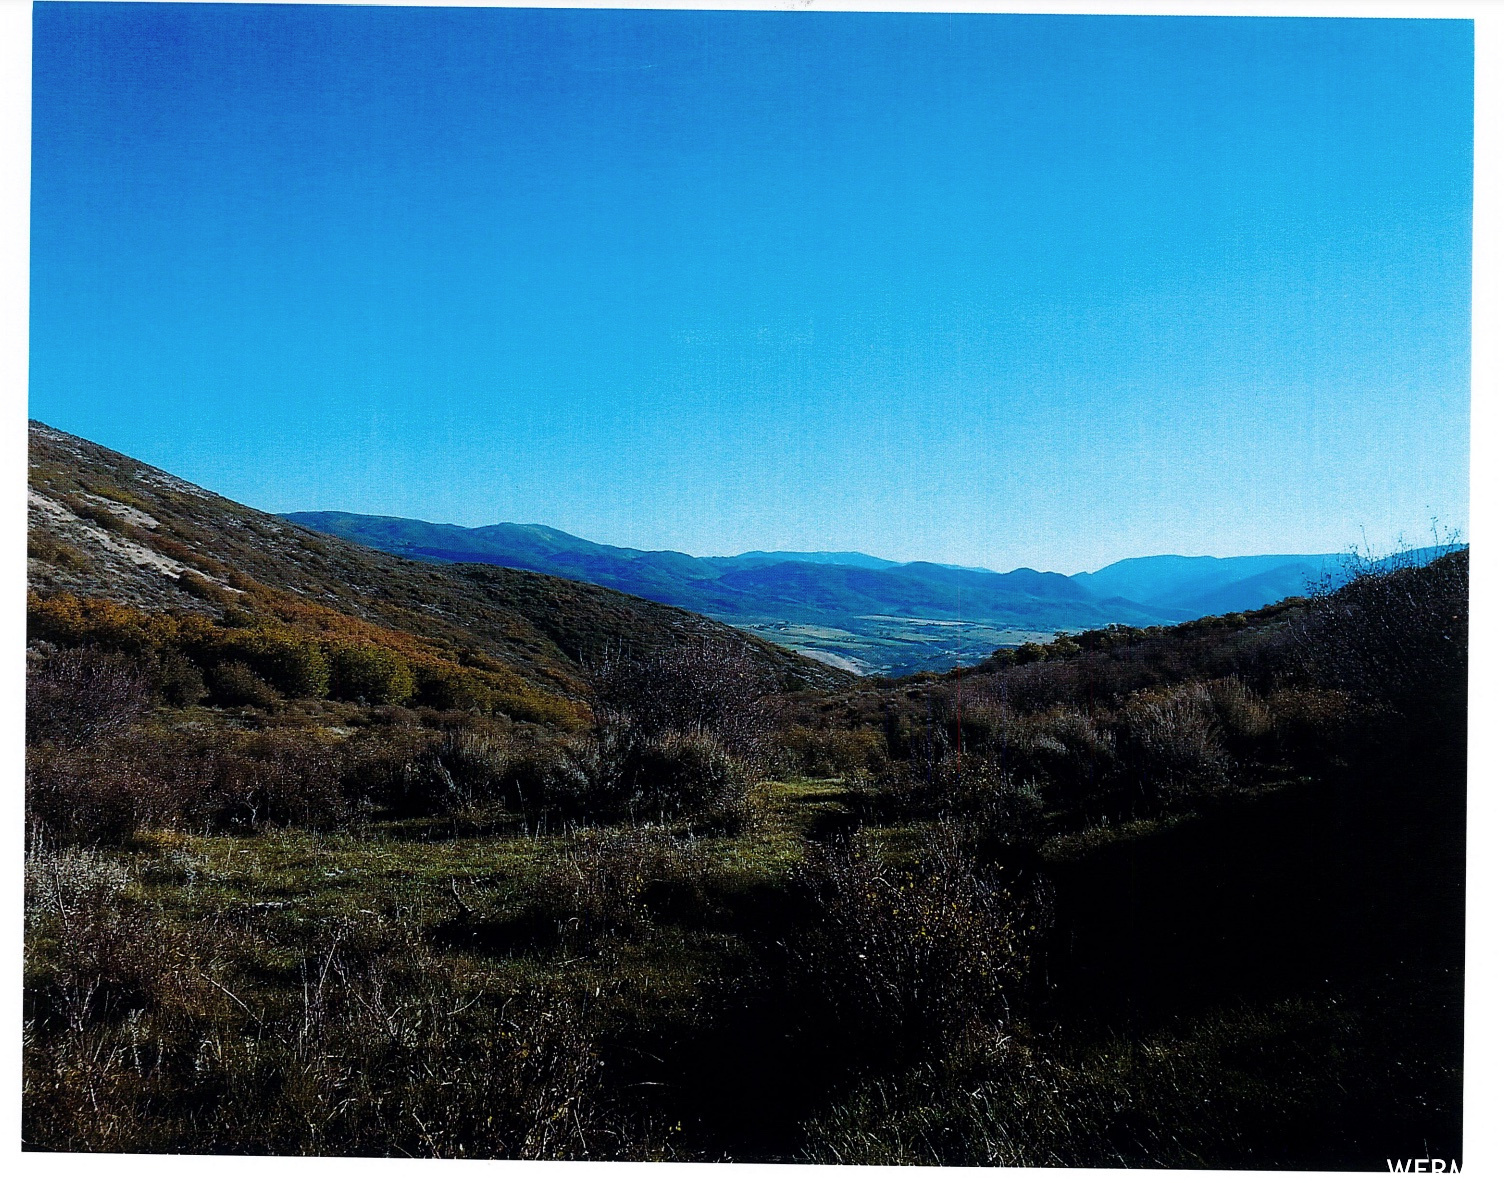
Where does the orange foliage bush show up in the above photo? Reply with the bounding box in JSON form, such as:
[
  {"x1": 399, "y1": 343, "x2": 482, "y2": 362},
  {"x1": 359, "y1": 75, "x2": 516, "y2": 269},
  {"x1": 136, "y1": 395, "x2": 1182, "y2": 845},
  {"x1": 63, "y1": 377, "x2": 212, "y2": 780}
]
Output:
[{"x1": 27, "y1": 591, "x2": 587, "y2": 728}]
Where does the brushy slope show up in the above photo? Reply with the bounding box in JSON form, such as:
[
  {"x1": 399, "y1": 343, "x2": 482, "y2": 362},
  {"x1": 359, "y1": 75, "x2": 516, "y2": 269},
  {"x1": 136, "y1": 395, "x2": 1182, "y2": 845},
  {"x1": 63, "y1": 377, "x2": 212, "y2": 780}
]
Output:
[{"x1": 28, "y1": 422, "x2": 849, "y2": 702}]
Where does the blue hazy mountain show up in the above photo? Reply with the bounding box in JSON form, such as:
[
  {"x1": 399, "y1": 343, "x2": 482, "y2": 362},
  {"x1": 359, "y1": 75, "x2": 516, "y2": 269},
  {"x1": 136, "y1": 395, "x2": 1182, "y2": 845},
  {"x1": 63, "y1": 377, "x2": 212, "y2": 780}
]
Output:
[
  {"x1": 284, "y1": 512, "x2": 1174, "y2": 673},
  {"x1": 284, "y1": 513, "x2": 1162, "y2": 623},
  {"x1": 1072, "y1": 548, "x2": 1461, "y2": 620},
  {"x1": 712, "y1": 550, "x2": 902, "y2": 571},
  {"x1": 1071, "y1": 554, "x2": 1349, "y2": 619},
  {"x1": 715, "y1": 551, "x2": 999, "y2": 575},
  {"x1": 284, "y1": 512, "x2": 1442, "y2": 674}
]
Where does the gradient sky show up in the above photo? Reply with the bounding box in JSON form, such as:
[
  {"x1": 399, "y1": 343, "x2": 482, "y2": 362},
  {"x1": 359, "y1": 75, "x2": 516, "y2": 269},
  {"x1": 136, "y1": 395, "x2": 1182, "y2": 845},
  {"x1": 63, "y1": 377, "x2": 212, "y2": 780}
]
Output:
[{"x1": 29, "y1": 4, "x2": 1472, "y2": 574}]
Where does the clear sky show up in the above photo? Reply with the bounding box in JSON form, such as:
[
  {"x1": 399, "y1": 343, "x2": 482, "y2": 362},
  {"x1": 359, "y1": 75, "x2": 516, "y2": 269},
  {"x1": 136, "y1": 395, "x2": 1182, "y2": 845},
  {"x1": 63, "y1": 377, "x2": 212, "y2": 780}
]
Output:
[{"x1": 29, "y1": 4, "x2": 1472, "y2": 574}]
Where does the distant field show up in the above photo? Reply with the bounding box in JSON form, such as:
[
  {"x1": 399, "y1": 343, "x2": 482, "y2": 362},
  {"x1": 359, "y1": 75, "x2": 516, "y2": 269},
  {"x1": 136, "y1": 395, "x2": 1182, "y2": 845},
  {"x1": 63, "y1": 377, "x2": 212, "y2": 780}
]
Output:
[{"x1": 732, "y1": 616, "x2": 1057, "y2": 675}]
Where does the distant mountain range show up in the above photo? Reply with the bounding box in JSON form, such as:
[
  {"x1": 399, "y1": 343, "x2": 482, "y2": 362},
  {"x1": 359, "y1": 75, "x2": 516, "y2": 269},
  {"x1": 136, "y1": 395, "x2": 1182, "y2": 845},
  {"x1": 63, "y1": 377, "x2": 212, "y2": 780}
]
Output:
[
  {"x1": 29, "y1": 419, "x2": 1456, "y2": 683},
  {"x1": 286, "y1": 512, "x2": 1439, "y2": 675}
]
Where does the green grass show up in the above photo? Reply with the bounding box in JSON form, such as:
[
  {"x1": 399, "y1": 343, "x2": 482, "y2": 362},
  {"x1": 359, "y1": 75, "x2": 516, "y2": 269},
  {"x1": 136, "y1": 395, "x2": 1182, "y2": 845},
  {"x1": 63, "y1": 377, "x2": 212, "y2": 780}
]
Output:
[
  {"x1": 104, "y1": 778, "x2": 841, "y2": 1007},
  {"x1": 127, "y1": 776, "x2": 842, "y2": 931}
]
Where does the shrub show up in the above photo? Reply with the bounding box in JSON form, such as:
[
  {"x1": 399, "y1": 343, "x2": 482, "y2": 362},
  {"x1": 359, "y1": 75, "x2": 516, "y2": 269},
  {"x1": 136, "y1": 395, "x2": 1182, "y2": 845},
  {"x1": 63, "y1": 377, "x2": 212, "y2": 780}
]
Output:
[
  {"x1": 176, "y1": 569, "x2": 235, "y2": 604},
  {"x1": 208, "y1": 661, "x2": 282, "y2": 709},
  {"x1": 26, "y1": 746, "x2": 161, "y2": 846},
  {"x1": 791, "y1": 828, "x2": 1030, "y2": 1065},
  {"x1": 1116, "y1": 683, "x2": 1229, "y2": 811},
  {"x1": 363, "y1": 727, "x2": 606, "y2": 824},
  {"x1": 23, "y1": 897, "x2": 616, "y2": 1157},
  {"x1": 504, "y1": 742, "x2": 596, "y2": 820},
  {"x1": 413, "y1": 664, "x2": 493, "y2": 712},
  {"x1": 1007, "y1": 708, "x2": 1118, "y2": 816},
  {"x1": 28, "y1": 593, "x2": 158, "y2": 656},
  {"x1": 26, "y1": 593, "x2": 588, "y2": 723},
  {"x1": 227, "y1": 628, "x2": 330, "y2": 698},
  {"x1": 1266, "y1": 687, "x2": 1351, "y2": 767},
  {"x1": 24, "y1": 848, "x2": 193, "y2": 1033},
  {"x1": 27, "y1": 647, "x2": 150, "y2": 749},
  {"x1": 532, "y1": 825, "x2": 711, "y2": 949},
  {"x1": 1294, "y1": 549, "x2": 1467, "y2": 737},
  {"x1": 1003, "y1": 660, "x2": 1083, "y2": 714},
  {"x1": 202, "y1": 732, "x2": 350, "y2": 830},
  {"x1": 146, "y1": 647, "x2": 207, "y2": 707},
  {"x1": 27, "y1": 533, "x2": 89, "y2": 570},
  {"x1": 1204, "y1": 677, "x2": 1274, "y2": 756},
  {"x1": 29, "y1": 725, "x2": 356, "y2": 841},
  {"x1": 781, "y1": 726, "x2": 888, "y2": 779},
  {"x1": 25, "y1": 846, "x2": 134, "y2": 920},
  {"x1": 592, "y1": 637, "x2": 776, "y2": 755},
  {"x1": 621, "y1": 729, "x2": 751, "y2": 821},
  {"x1": 330, "y1": 644, "x2": 417, "y2": 706},
  {"x1": 974, "y1": 780, "x2": 1049, "y2": 858},
  {"x1": 387, "y1": 729, "x2": 516, "y2": 815},
  {"x1": 443, "y1": 719, "x2": 761, "y2": 828}
]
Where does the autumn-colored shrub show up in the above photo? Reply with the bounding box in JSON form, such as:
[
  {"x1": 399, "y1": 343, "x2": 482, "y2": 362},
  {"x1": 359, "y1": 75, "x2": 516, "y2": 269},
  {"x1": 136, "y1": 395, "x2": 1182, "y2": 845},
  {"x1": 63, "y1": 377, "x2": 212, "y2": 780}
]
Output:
[
  {"x1": 226, "y1": 627, "x2": 331, "y2": 698},
  {"x1": 28, "y1": 592, "x2": 160, "y2": 655},
  {"x1": 413, "y1": 663, "x2": 493, "y2": 711},
  {"x1": 26, "y1": 591, "x2": 587, "y2": 726},
  {"x1": 176, "y1": 568, "x2": 236, "y2": 603},
  {"x1": 330, "y1": 644, "x2": 417, "y2": 705},
  {"x1": 208, "y1": 661, "x2": 282, "y2": 709},
  {"x1": 27, "y1": 533, "x2": 89, "y2": 569}
]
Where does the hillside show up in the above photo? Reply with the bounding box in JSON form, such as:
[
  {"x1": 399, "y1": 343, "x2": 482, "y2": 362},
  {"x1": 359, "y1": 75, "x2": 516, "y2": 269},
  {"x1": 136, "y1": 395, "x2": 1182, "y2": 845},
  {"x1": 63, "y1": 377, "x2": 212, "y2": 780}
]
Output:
[
  {"x1": 286, "y1": 511, "x2": 1177, "y2": 674},
  {"x1": 27, "y1": 422, "x2": 849, "y2": 702}
]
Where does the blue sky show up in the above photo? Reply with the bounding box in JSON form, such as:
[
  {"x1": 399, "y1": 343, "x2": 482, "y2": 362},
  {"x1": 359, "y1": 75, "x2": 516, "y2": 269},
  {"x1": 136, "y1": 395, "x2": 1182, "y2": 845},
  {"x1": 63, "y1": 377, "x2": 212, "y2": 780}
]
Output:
[{"x1": 29, "y1": 4, "x2": 1472, "y2": 574}]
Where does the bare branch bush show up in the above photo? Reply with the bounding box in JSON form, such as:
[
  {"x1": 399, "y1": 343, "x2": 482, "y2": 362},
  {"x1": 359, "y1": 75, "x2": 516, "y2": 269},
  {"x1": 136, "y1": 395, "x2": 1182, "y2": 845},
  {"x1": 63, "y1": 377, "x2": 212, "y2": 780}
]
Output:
[
  {"x1": 591, "y1": 637, "x2": 778, "y2": 758},
  {"x1": 789, "y1": 826, "x2": 1034, "y2": 1067},
  {"x1": 1293, "y1": 548, "x2": 1467, "y2": 736},
  {"x1": 27, "y1": 646, "x2": 150, "y2": 749}
]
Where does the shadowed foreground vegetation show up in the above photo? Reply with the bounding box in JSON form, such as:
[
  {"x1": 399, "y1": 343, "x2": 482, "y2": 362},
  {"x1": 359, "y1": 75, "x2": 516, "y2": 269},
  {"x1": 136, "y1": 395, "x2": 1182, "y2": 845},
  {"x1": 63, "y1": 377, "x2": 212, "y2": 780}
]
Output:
[{"x1": 24, "y1": 548, "x2": 1466, "y2": 1166}]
